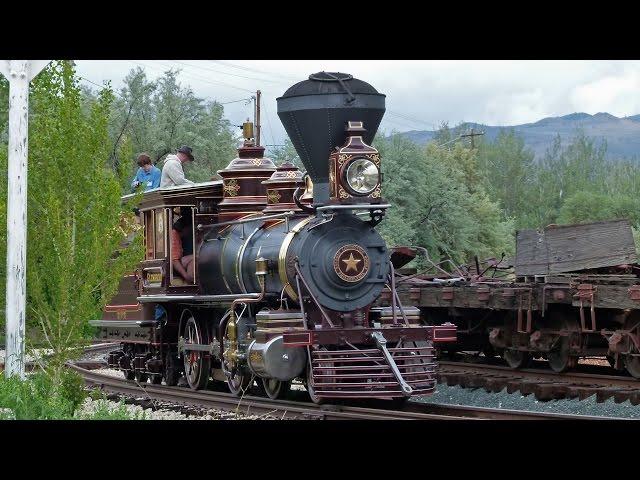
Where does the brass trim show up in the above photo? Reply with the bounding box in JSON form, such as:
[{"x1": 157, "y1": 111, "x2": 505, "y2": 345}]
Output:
[{"x1": 278, "y1": 217, "x2": 313, "y2": 301}]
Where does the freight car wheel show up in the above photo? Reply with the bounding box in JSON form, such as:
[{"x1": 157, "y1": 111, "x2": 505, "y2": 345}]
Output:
[
  {"x1": 183, "y1": 316, "x2": 211, "y2": 391},
  {"x1": 503, "y1": 349, "x2": 531, "y2": 369},
  {"x1": 624, "y1": 355, "x2": 640, "y2": 378},
  {"x1": 261, "y1": 378, "x2": 290, "y2": 400},
  {"x1": 135, "y1": 371, "x2": 148, "y2": 383},
  {"x1": 547, "y1": 338, "x2": 577, "y2": 373},
  {"x1": 150, "y1": 374, "x2": 163, "y2": 385},
  {"x1": 123, "y1": 369, "x2": 135, "y2": 381}
]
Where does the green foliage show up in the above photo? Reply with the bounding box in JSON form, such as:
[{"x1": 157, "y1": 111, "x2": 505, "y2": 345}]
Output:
[
  {"x1": 0, "y1": 369, "x2": 87, "y2": 419},
  {"x1": 108, "y1": 67, "x2": 238, "y2": 187},
  {"x1": 270, "y1": 138, "x2": 301, "y2": 168},
  {"x1": 25, "y1": 61, "x2": 143, "y2": 367},
  {"x1": 0, "y1": 369, "x2": 147, "y2": 419},
  {"x1": 476, "y1": 129, "x2": 536, "y2": 228},
  {"x1": 557, "y1": 191, "x2": 640, "y2": 225},
  {"x1": 375, "y1": 134, "x2": 514, "y2": 268}
]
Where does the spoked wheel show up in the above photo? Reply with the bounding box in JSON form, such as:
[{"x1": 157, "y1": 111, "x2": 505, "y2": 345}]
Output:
[
  {"x1": 547, "y1": 337, "x2": 578, "y2": 373},
  {"x1": 503, "y1": 349, "x2": 531, "y2": 369},
  {"x1": 135, "y1": 371, "x2": 148, "y2": 383},
  {"x1": 225, "y1": 369, "x2": 253, "y2": 396},
  {"x1": 624, "y1": 354, "x2": 640, "y2": 378},
  {"x1": 164, "y1": 352, "x2": 180, "y2": 386},
  {"x1": 261, "y1": 378, "x2": 290, "y2": 400},
  {"x1": 183, "y1": 315, "x2": 211, "y2": 391}
]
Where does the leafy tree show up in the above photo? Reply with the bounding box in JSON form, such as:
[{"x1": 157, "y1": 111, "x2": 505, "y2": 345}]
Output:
[
  {"x1": 477, "y1": 129, "x2": 536, "y2": 228},
  {"x1": 25, "y1": 61, "x2": 143, "y2": 370},
  {"x1": 108, "y1": 67, "x2": 238, "y2": 189},
  {"x1": 375, "y1": 134, "x2": 513, "y2": 269},
  {"x1": 270, "y1": 138, "x2": 301, "y2": 168}
]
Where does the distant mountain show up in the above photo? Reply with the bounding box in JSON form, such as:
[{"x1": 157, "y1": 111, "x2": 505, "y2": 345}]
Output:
[{"x1": 397, "y1": 112, "x2": 640, "y2": 160}]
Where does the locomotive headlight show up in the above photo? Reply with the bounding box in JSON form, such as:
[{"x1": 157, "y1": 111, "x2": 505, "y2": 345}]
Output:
[{"x1": 344, "y1": 158, "x2": 379, "y2": 195}]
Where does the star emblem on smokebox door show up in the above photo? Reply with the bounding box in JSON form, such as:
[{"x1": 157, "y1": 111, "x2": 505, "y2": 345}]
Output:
[{"x1": 342, "y1": 253, "x2": 361, "y2": 272}]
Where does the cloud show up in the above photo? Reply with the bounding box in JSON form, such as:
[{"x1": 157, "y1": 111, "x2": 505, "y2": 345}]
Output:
[{"x1": 74, "y1": 60, "x2": 640, "y2": 145}]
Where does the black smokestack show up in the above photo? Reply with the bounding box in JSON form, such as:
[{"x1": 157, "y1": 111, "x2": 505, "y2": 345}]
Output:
[{"x1": 276, "y1": 72, "x2": 386, "y2": 205}]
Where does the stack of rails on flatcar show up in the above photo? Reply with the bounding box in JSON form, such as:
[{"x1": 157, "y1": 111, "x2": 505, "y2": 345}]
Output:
[
  {"x1": 383, "y1": 219, "x2": 640, "y2": 379},
  {"x1": 90, "y1": 72, "x2": 456, "y2": 404}
]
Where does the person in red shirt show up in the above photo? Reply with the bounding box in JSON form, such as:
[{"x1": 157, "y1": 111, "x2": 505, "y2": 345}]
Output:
[{"x1": 171, "y1": 216, "x2": 194, "y2": 282}]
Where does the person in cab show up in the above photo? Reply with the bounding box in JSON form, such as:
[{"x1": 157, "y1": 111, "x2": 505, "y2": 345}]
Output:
[{"x1": 171, "y1": 215, "x2": 195, "y2": 283}]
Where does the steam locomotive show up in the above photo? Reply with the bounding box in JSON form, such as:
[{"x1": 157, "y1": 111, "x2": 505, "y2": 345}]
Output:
[{"x1": 92, "y1": 72, "x2": 456, "y2": 403}]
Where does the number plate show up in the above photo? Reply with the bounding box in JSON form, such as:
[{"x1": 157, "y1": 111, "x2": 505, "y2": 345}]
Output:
[{"x1": 146, "y1": 272, "x2": 163, "y2": 285}]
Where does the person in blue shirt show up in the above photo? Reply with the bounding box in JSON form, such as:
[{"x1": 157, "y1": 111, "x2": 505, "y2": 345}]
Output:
[{"x1": 131, "y1": 153, "x2": 161, "y2": 192}]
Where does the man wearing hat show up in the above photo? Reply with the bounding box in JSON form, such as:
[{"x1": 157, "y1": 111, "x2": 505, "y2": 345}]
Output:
[{"x1": 160, "y1": 145, "x2": 196, "y2": 188}]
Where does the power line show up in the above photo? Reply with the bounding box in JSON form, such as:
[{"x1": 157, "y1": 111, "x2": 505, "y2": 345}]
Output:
[
  {"x1": 207, "y1": 60, "x2": 299, "y2": 81},
  {"x1": 260, "y1": 100, "x2": 277, "y2": 148},
  {"x1": 133, "y1": 60, "x2": 255, "y2": 93},
  {"x1": 172, "y1": 60, "x2": 288, "y2": 85}
]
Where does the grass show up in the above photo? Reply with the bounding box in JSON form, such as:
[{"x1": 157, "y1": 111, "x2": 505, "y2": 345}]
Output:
[{"x1": 0, "y1": 368, "x2": 143, "y2": 420}]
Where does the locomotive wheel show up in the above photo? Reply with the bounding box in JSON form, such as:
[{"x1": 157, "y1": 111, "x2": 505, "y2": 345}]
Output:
[
  {"x1": 135, "y1": 371, "x2": 148, "y2": 383},
  {"x1": 261, "y1": 378, "x2": 290, "y2": 400},
  {"x1": 164, "y1": 352, "x2": 180, "y2": 386},
  {"x1": 305, "y1": 361, "x2": 326, "y2": 405},
  {"x1": 183, "y1": 315, "x2": 211, "y2": 391},
  {"x1": 547, "y1": 337, "x2": 578, "y2": 373},
  {"x1": 624, "y1": 355, "x2": 640, "y2": 378},
  {"x1": 503, "y1": 349, "x2": 531, "y2": 369},
  {"x1": 226, "y1": 370, "x2": 253, "y2": 396}
]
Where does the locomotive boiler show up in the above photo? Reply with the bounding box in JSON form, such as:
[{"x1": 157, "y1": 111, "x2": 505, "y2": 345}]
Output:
[{"x1": 92, "y1": 72, "x2": 456, "y2": 403}]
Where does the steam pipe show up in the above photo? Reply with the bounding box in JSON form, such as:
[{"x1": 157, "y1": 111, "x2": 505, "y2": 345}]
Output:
[{"x1": 223, "y1": 257, "x2": 268, "y2": 369}]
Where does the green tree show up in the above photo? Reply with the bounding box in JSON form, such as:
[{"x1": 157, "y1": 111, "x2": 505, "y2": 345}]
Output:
[
  {"x1": 26, "y1": 61, "x2": 143, "y2": 369},
  {"x1": 477, "y1": 129, "x2": 535, "y2": 228},
  {"x1": 270, "y1": 138, "x2": 301, "y2": 168},
  {"x1": 375, "y1": 134, "x2": 513, "y2": 269},
  {"x1": 109, "y1": 67, "x2": 238, "y2": 189}
]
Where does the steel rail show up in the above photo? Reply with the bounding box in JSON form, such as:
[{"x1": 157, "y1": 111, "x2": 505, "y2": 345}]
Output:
[
  {"x1": 437, "y1": 359, "x2": 640, "y2": 404},
  {"x1": 438, "y1": 360, "x2": 640, "y2": 388},
  {"x1": 68, "y1": 363, "x2": 621, "y2": 420}
]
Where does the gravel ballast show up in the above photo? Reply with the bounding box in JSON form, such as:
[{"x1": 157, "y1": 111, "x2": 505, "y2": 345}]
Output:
[{"x1": 416, "y1": 383, "x2": 640, "y2": 419}]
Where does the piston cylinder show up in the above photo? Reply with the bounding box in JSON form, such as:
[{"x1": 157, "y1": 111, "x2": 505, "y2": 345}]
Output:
[{"x1": 247, "y1": 336, "x2": 306, "y2": 381}]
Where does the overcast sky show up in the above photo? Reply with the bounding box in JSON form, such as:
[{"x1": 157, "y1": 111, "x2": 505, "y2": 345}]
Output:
[{"x1": 75, "y1": 60, "x2": 640, "y2": 147}]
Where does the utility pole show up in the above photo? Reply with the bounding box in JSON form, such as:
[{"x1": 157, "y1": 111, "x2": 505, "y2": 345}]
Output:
[
  {"x1": 0, "y1": 60, "x2": 50, "y2": 379},
  {"x1": 460, "y1": 127, "x2": 485, "y2": 149},
  {"x1": 254, "y1": 90, "x2": 261, "y2": 146}
]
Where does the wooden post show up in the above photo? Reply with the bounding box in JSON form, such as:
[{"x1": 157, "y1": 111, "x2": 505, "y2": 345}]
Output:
[{"x1": 0, "y1": 60, "x2": 49, "y2": 379}]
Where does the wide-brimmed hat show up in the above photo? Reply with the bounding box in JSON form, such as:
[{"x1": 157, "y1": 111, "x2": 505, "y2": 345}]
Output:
[{"x1": 177, "y1": 145, "x2": 195, "y2": 161}]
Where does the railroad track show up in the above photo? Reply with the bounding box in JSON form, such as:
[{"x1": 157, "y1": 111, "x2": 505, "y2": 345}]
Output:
[
  {"x1": 438, "y1": 359, "x2": 640, "y2": 404},
  {"x1": 0, "y1": 342, "x2": 117, "y2": 373},
  {"x1": 68, "y1": 362, "x2": 620, "y2": 420}
]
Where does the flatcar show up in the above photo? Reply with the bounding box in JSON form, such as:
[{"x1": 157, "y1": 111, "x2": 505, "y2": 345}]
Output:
[
  {"x1": 384, "y1": 220, "x2": 640, "y2": 378},
  {"x1": 91, "y1": 72, "x2": 456, "y2": 403}
]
